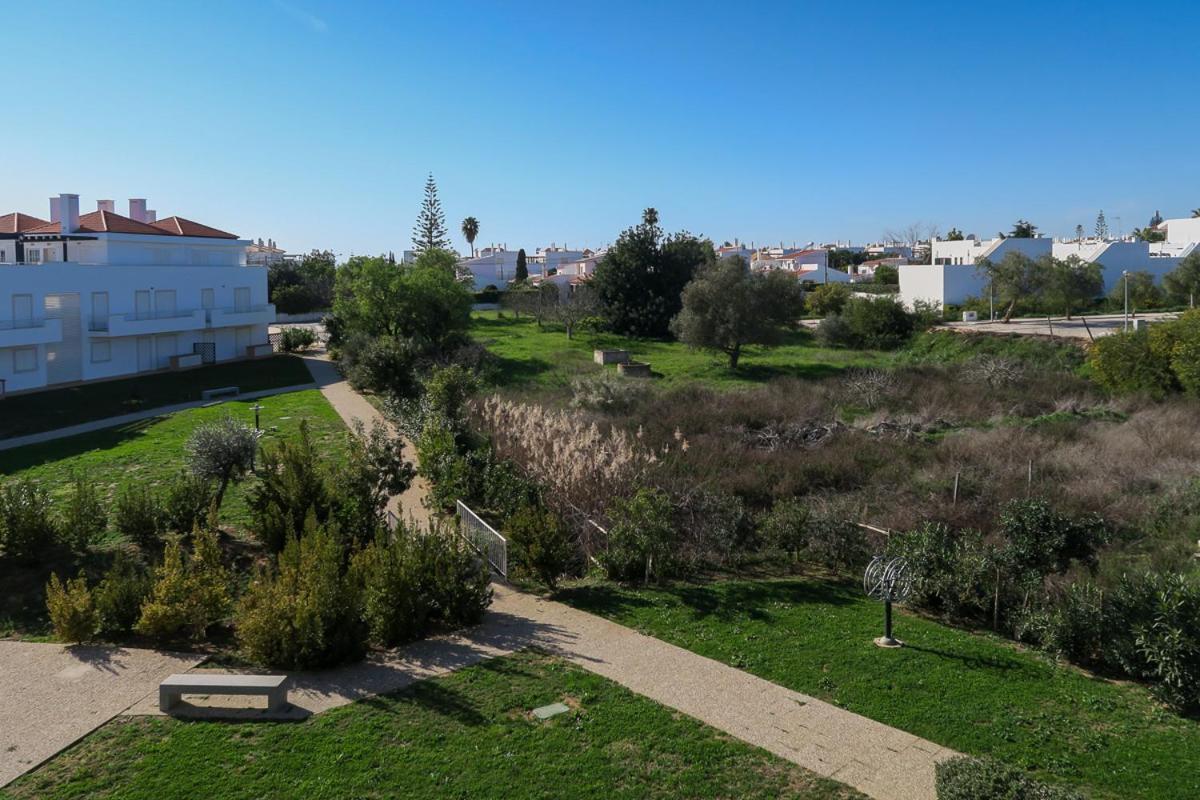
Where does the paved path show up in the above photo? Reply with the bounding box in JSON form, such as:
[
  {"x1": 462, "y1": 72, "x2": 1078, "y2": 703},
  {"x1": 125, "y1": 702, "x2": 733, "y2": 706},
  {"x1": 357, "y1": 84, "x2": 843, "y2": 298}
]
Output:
[
  {"x1": 0, "y1": 642, "x2": 202, "y2": 787},
  {"x1": 300, "y1": 353, "x2": 432, "y2": 528},
  {"x1": 0, "y1": 382, "x2": 317, "y2": 452},
  {"x1": 124, "y1": 584, "x2": 953, "y2": 800},
  {"x1": 943, "y1": 310, "x2": 1180, "y2": 340}
]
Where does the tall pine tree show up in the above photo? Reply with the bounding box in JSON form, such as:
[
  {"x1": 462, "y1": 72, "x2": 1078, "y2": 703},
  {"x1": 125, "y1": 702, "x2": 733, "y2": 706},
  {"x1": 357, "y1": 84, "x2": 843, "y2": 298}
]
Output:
[{"x1": 412, "y1": 174, "x2": 450, "y2": 253}]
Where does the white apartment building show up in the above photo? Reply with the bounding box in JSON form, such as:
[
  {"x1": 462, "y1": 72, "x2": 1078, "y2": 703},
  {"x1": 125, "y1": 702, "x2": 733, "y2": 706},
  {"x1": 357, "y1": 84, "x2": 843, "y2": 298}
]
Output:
[
  {"x1": 900, "y1": 225, "x2": 1200, "y2": 310},
  {"x1": 246, "y1": 238, "x2": 286, "y2": 266},
  {"x1": 0, "y1": 193, "x2": 273, "y2": 395}
]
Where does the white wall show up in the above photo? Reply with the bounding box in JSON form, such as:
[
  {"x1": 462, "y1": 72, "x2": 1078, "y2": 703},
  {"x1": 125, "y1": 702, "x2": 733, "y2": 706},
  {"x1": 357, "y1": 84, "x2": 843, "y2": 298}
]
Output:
[
  {"x1": 1164, "y1": 218, "x2": 1200, "y2": 245},
  {"x1": 899, "y1": 264, "x2": 987, "y2": 309}
]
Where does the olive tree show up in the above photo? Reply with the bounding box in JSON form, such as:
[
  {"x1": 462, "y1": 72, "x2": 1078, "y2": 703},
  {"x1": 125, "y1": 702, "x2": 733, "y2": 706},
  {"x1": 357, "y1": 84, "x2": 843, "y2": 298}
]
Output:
[
  {"x1": 670, "y1": 257, "x2": 804, "y2": 369},
  {"x1": 185, "y1": 416, "x2": 259, "y2": 512}
]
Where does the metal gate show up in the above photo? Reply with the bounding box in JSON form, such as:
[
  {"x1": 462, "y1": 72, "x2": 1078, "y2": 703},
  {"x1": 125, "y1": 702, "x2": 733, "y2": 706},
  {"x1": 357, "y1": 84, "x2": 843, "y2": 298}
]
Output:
[
  {"x1": 192, "y1": 342, "x2": 216, "y2": 365},
  {"x1": 456, "y1": 500, "x2": 507, "y2": 578}
]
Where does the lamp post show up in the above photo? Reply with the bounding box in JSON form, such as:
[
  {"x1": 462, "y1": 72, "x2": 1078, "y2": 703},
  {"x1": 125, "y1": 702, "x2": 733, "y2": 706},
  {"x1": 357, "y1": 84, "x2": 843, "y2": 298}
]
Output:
[
  {"x1": 251, "y1": 404, "x2": 264, "y2": 471},
  {"x1": 1123, "y1": 271, "x2": 1130, "y2": 332}
]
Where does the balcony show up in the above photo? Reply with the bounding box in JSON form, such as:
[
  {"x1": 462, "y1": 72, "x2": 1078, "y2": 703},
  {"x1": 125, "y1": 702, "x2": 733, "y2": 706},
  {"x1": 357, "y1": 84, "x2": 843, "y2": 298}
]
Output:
[
  {"x1": 207, "y1": 304, "x2": 276, "y2": 328},
  {"x1": 91, "y1": 308, "x2": 207, "y2": 338},
  {"x1": 0, "y1": 318, "x2": 62, "y2": 348}
]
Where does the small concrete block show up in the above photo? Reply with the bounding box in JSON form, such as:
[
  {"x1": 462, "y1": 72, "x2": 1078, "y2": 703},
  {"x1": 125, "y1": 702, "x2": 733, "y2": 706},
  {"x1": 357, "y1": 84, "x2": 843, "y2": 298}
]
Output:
[{"x1": 532, "y1": 702, "x2": 571, "y2": 720}]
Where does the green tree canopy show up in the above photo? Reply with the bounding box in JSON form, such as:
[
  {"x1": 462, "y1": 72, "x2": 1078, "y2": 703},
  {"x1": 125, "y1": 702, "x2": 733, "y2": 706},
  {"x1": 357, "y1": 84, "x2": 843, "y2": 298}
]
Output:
[
  {"x1": 412, "y1": 174, "x2": 450, "y2": 253},
  {"x1": 976, "y1": 251, "x2": 1045, "y2": 322},
  {"x1": 1164, "y1": 251, "x2": 1200, "y2": 308},
  {"x1": 592, "y1": 208, "x2": 716, "y2": 338},
  {"x1": 514, "y1": 248, "x2": 528, "y2": 283},
  {"x1": 945, "y1": 227, "x2": 965, "y2": 241},
  {"x1": 460, "y1": 216, "x2": 479, "y2": 257},
  {"x1": 1043, "y1": 256, "x2": 1103, "y2": 319},
  {"x1": 332, "y1": 253, "x2": 472, "y2": 350},
  {"x1": 669, "y1": 257, "x2": 804, "y2": 369},
  {"x1": 1109, "y1": 270, "x2": 1165, "y2": 314},
  {"x1": 1009, "y1": 220, "x2": 1038, "y2": 238}
]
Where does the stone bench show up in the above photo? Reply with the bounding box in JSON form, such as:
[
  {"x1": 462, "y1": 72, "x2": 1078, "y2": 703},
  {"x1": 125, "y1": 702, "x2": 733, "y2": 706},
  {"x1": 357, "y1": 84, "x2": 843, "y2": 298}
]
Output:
[
  {"x1": 201, "y1": 386, "x2": 240, "y2": 400},
  {"x1": 159, "y1": 673, "x2": 289, "y2": 713},
  {"x1": 617, "y1": 361, "x2": 652, "y2": 377}
]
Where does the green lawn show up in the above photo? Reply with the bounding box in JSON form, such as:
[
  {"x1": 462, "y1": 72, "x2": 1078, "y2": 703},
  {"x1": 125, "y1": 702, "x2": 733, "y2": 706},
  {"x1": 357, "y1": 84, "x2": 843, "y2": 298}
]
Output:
[
  {"x1": 0, "y1": 356, "x2": 314, "y2": 441},
  {"x1": 471, "y1": 312, "x2": 889, "y2": 389},
  {"x1": 557, "y1": 577, "x2": 1200, "y2": 800},
  {"x1": 1, "y1": 651, "x2": 863, "y2": 800},
  {"x1": 0, "y1": 389, "x2": 346, "y2": 533},
  {"x1": 0, "y1": 389, "x2": 348, "y2": 637}
]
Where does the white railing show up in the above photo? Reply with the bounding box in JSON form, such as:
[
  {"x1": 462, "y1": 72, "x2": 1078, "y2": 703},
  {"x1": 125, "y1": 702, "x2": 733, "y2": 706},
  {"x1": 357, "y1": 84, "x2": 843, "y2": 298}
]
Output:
[
  {"x1": 0, "y1": 318, "x2": 46, "y2": 331},
  {"x1": 456, "y1": 500, "x2": 507, "y2": 578}
]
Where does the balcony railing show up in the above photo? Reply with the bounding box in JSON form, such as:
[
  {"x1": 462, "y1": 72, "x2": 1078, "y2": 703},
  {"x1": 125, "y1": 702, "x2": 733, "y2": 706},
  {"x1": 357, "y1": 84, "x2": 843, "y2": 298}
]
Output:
[
  {"x1": 207, "y1": 304, "x2": 276, "y2": 328},
  {"x1": 0, "y1": 317, "x2": 62, "y2": 348},
  {"x1": 91, "y1": 309, "x2": 207, "y2": 338}
]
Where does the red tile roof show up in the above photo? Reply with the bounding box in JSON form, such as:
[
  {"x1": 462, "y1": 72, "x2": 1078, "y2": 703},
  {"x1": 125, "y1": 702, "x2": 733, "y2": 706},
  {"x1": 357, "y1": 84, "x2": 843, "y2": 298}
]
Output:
[
  {"x1": 0, "y1": 212, "x2": 51, "y2": 233},
  {"x1": 24, "y1": 210, "x2": 237, "y2": 239},
  {"x1": 151, "y1": 216, "x2": 237, "y2": 240}
]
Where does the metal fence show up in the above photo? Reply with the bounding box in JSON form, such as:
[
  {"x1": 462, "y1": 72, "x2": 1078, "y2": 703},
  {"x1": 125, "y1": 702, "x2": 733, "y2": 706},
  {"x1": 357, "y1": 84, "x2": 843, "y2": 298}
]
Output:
[{"x1": 456, "y1": 500, "x2": 508, "y2": 578}]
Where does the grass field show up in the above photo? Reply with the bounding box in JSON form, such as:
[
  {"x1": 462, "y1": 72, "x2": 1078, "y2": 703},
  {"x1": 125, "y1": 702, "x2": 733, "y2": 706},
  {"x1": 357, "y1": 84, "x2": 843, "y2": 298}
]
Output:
[
  {"x1": 0, "y1": 356, "x2": 314, "y2": 441},
  {"x1": 471, "y1": 312, "x2": 889, "y2": 389},
  {"x1": 0, "y1": 389, "x2": 346, "y2": 533},
  {"x1": 0, "y1": 389, "x2": 348, "y2": 637},
  {"x1": 1, "y1": 651, "x2": 863, "y2": 800},
  {"x1": 558, "y1": 577, "x2": 1200, "y2": 800}
]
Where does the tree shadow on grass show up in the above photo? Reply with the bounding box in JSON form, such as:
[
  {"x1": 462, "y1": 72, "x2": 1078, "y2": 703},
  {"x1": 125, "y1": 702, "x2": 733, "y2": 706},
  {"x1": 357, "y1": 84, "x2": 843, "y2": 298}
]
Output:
[
  {"x1": 370, "y1": 681, "x2": 489, "y2": 727},
  {"x1": 0, "y1": 418, "x2": 159, "y2": 474},
  {"x1": 901, "y1": 642, "x2": 1026, "y2": 675},
  {"x1": 485, "y1": 354, "x2": 556, "y2": 387}
]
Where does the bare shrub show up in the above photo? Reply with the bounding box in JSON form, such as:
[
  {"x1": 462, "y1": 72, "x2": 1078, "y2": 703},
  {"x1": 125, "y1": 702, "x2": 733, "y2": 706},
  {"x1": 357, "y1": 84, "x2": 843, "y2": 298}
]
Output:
[
  {"x1": 965, "y1": 355, "x2": 1025, "y2": 387},
  {"x1": 842, "y1": 368, "x2": 898, "y2": 410}
]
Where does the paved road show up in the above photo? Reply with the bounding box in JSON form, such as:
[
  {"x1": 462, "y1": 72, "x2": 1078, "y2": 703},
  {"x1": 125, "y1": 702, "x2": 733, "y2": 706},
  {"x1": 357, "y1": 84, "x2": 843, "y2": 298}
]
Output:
[{"x1": 943, "y1": 311, "x2": 1180, "y2": 340}]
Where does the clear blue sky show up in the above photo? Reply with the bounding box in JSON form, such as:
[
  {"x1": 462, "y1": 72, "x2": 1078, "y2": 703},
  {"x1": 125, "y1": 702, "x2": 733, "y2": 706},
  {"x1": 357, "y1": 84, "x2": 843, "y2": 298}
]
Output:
[{"x1": 5, "y1": 1, "x2": 1198, "y2": 256}]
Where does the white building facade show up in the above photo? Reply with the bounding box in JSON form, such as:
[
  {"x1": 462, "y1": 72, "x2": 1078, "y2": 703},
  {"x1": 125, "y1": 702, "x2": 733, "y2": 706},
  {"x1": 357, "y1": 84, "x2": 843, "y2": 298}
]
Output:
[{"x1": 0, "y1": 194, "x2": 273, "y2": 395}]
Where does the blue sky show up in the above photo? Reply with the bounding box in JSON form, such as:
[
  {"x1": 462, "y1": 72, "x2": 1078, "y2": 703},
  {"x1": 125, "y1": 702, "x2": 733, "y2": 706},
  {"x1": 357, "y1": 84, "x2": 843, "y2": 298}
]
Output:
[{"x1": 5, "y1": 1, "x2": 1198, "y2": 256}]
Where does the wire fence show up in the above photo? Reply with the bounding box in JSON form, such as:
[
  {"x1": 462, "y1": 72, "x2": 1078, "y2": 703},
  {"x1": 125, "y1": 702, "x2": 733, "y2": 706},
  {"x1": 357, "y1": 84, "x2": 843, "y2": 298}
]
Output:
[{"x1": 456, "y1": 500, "x2": 508, "y2": 578}]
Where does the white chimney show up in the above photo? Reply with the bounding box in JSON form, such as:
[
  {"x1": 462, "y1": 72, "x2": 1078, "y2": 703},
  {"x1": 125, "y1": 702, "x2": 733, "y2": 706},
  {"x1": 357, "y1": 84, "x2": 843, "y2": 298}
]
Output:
[
  {"x1": 145, "y1": 209, "x2": 157, "y2": 223},
  {"x1": 60, "y1": 193, "x2": 79, "y2": 235},
  {"x1": 128, "y1": 198, "x2": 147, "y2": 223},
  {"x1": 97, "y1": 199, "x2": 115, "y2": 214},
  {"x1": 50, "y1": 197, "x2": 62, "y2": 223}
]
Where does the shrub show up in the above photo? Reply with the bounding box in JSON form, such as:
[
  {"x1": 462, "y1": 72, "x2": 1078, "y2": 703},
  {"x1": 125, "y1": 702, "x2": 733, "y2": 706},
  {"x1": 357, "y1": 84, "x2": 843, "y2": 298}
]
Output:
[
  {"x1": 114, "y1": 483, "x2": 163, "y2": 550},
  {"x1": 57, "y1": 473, "x2": 107, "y2": 556},
  {"x1": 507, "y1": 505, "x2": 575, "y2": 591},
  {"x1": 328, "y1": 421, "x2": 415, "y2": 547},
  {"x1": 353, "y1": 531, "x2": 430, "y2": 646},
  {"x1": 840, "y1": 296, "x2": 917, "y2": 349},
  {"x1": 1016, "y1": 581, "x2": 1106, "y2": 667},
  {"x1": 804, "y1": 513, "x2": 869, "y2": 572},
  {"x1": 480, "y1": 457, "x2": 541, "y2": 524},
  {"x1": 249, "y1": 421, "x2": 331, "y2": 551},
  {"x1": 185, "y1": 415, "x2": 258, "y2": 511},
  {"x1": 679, "y1": 490, "x2": 752, "y2": 567},
  {"x1": 415, "y1": 417, "x2": 482, "y2": 512},
  {"x1": 235, "y1": 515, "x2": 366, "y2": 669},
  {"x1": 46, "y1": 572, "x2": 98, "y2": 643},
  {"x1": 94, "y1": 552, "x2": 151, "y2": 636},
  {"x1": 0, "y1": 479, "x2": 58, "y2": 562},
  {"x1": 600, "y1": 488, "x2": 676, "y2": 583},
  {"x1": 814, "y1": 313, "x2": 855, "y2": 348},
  {"x1": 424, "y1": 364, "x2": 479, "y2": 425},
  {"x1": 935, "y1": 756, "x2": 1084, "y2": 800},
  {"x1": 1108, "y1": 572, "x2": 1200, "y2": 712},
  {"x1": 569, "y1": 372, "x2": 649, "y2": 413},
  {"x1": 279, "y1": 326, "x2": 317, "y2": 352},
  {"x1": 162, "y1": 471, "x2": 214, "y2": 535},
  {"x1": 409, "y1": 522, "x2": 492, "y2": 627},
  {"x1": 805, "y1": 282, "x2": 850, "y2": 316},
  {"x1": 888, "y1": 523, "x2": 991, "y2": 618},
  {"x1": 135, "y1": 529, "x2": 230, "y2": 642},
  {"x1": 1088, "y1": 329, "x2": 1174, "y2": 395},
  {"x1": 760, "y1": 497, "x2": 810, "y2": 560},
  {"x1": 343, "y1": 334, "x2": 421, "y2": 397}
]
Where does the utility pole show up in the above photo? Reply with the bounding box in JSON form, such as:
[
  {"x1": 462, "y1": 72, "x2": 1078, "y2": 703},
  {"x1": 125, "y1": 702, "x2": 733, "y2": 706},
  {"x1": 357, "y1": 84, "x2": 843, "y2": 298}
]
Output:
[{"x1": 1123, "y1": 270, "x2": 1130, "y2": 332}]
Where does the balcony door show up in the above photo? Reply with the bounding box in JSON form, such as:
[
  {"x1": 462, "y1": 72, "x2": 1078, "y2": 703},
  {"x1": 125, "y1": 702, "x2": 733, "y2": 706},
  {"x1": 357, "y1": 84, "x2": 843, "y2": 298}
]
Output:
[
  {"x1": 12, "y1": 294, "x2": 33, "y2": 327},
  {"x1": 134, "y1": 290, "x2": 151, "y2": 320},
  {"x1": 154, "y1": 289, "x2": 177, "y2": 319},
  {"x1": 137, "y1": 337, "x2": 154, "y2": 372},
  {"x1": 44, "y1": 293, "x2": 82, "y2": 385},
  {"x1": 234, "y1": 287, "x2": 251, "y2": 313}
]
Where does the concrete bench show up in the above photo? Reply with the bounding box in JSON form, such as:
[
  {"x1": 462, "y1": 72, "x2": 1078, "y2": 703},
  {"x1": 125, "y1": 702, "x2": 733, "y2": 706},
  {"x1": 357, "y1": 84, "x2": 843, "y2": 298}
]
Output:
[
  {"x1": 201, "y1": 386, "x2": 240, "y2": 400},
  {"x1": 159, "y1": 673, "x2": 289, "y2": 713}
]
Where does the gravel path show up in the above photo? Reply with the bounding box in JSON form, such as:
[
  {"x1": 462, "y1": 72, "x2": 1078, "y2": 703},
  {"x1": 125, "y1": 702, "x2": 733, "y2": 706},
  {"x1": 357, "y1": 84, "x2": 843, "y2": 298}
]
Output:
[{"x1": 0, "y1": 642, "x2": 202, "y2": 787}]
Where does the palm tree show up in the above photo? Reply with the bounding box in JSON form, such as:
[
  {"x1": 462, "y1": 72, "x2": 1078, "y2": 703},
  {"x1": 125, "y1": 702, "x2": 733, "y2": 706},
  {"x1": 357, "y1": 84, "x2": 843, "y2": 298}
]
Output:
[
  {"x1": 461, "y1": 217, "x2": 480, "y2": 258},
  {"x1": 1192, "y1": 209, "x2": 1200, "y2": 218}
]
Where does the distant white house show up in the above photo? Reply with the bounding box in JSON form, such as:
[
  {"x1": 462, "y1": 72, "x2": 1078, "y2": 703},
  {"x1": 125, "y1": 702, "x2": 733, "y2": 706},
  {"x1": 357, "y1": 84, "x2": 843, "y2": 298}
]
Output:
[
  {"x1": 246, "y1": 238, "x2": 286, "y2": 267},
  {"x1": 457, "y1": 247, "x2": 520, "y2": 291},
  {"x1": 0, "y1": 193, "x2": 272, "y2": 395},
  {"x1": 899, "y1": 228, "x2": 1200, "y2": 310}
]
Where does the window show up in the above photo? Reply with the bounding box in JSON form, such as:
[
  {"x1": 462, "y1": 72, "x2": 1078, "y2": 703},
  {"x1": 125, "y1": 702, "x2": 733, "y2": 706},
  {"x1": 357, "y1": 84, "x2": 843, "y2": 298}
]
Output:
[
  {"x1": 91, "y1": 341, "x2": 111, "y2": 363},
  {"x1": 12, "y1": 294, "x2": 33, "y2": 327},
  {"x1": 234, "y1": 287, "x2": 251, "y2": 312},
  {"x1": 0, "y1": 249, "x2": 6, "y2": 262},
  {"x1": 90, "y1": 292, "x2": 109, "y2": 331},
  {"x1": 201, "y1": 288, "x2": 215, "y2": 310},
  {"x1": 13, "y1": 348, "x2": 36, "y2": 373},
  {"x1": 25, "y1": 249, "x2": 41, "y2": 264}
]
